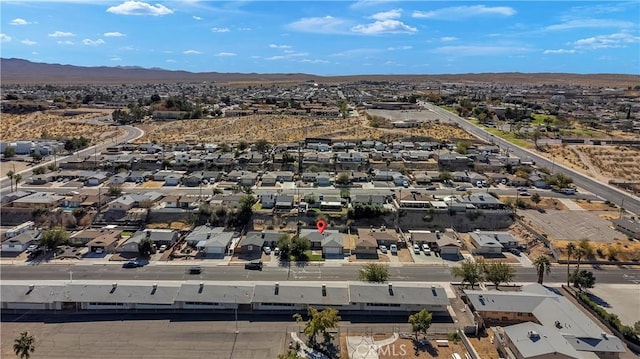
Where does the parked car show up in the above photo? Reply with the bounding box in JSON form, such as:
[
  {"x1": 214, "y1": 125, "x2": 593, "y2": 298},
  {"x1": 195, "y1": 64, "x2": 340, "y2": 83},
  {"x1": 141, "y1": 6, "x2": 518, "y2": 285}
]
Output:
[
  {"x1": 413, "y1": 244, "x2": 420, "y2": 254},
  {"x1": 263, "y1": 246, "x2": 271, "y2": 255},
  {"x1": 509, "y1": 248, "x2": 521, "y2": 256},
  {"x1": 187, "y1": 266, "x2": 202, "y2": 274},
  {"x1": 455, "y1": 185, "x2": 467, "y2": 191},
  {"x1": 422, "y1": 243, "x2": 430, "y2": 252},
  {"x1": 95, "y1": 248, "x2": 104, "y2": 254},
  {"x1": 158, "y1": 244, "x2": 167, "y2": 253},
  {"x1": 517, "y1": 186, "x2": 528, "y2": 192},
  {"x1": 122, "y1": 261, "x2": 142, "y2": 268},
  {"x1": 26, "y1": 244, "x2": 39, "y2": 253},
  {"x1": 518, "y1": 191, "x2": 531, "y2": 196},
  {"x1": 245, "y1": 260, "x2": 263, "y2": 270},
  {"x1": 390, "y1": 244, "x2": 398, "y2": 254},
  {"x1": 274, "y1": 247, "x2": 280, "y2": 256},
  {"x1": 379, "y1": 245, "x2": 388, "y2": 253},
  {"x1": 27, "y1": 249, "x2": 43, "y2": 259},
  {"x1": 424, "y1": 247, "x2": 431, "y2": 256}
]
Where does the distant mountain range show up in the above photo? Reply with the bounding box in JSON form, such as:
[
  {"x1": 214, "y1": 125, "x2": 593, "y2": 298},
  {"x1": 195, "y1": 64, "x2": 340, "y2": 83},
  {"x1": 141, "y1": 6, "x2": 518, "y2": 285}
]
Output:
[{"x1": 1, "y1": 58, "x2": 639, "y2": 87}]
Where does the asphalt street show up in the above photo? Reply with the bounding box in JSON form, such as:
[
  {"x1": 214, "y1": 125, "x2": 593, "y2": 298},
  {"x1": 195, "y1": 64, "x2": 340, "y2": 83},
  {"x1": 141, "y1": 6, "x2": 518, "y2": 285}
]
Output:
[
  {"x1": 423, "y1": 103, "x2": 640, "y2": 215},
  {"x1": 2, "y1": 263, "x2": 638, "y2": 284}
]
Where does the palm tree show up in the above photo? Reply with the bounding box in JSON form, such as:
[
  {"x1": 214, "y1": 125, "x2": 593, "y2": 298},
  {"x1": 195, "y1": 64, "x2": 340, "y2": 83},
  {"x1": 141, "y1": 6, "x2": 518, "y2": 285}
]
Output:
[
  {"x1": 13, "y1": 331, "x2": 35, "y2": 359},
  {"x1": 576, "y1": 238, "x2": 593, "y2": 272},
  {"x1": 14, "y1": 173, "x2": 22, "y2": 189},
  {"x1": 533, "y1": 255, "x2": 551, "y2": 285},
  {"x1": 7, "y1": 170, "x2": 14, "y2": 192},
  {"x1": 566, "y1": 242, "x2": 576, "y2": 286}
]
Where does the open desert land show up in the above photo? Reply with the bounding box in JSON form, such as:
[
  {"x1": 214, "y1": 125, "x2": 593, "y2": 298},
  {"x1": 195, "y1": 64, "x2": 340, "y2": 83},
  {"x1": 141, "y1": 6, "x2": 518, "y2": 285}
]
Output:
[
  {"x1": 0, "y1": 110, "x2": 122, "y2": 142},
  {"x1": 134, "y1": 115, "x2": 474, "y2": 144}
]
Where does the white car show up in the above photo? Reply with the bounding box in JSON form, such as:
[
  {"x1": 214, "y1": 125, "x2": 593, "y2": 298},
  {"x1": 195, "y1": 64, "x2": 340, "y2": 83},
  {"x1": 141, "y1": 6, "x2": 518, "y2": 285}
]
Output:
[
  {"x1": 424, "y1": 247, "x2": 431, "y2": 256},
  {"x1": 379, "y1": 245, "x2": 388, "y2": 253},
  {"x1": 159, "y1": 244, "x2": 167, "y2": 253},
  {"x1": 413, "y1": 244, "x2": 420, "y2": 254},
  {"x1": 95, "y1": 248, "x2": 104, "y2": 254},
  {"x1": 263, "y1": 246, "x2": 271, "y2": 255},
  {"x1": 422, "y1": 243, "x2": 430, "y2": 252},
  {"x1": 390, "y1": 244, "x2": 398, "y2": 254}
]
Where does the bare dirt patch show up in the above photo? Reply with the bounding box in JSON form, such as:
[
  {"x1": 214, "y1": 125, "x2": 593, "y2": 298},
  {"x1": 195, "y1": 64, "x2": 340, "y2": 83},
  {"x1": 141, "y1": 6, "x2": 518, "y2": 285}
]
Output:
[
  {"x1": 500, "y1": 196, "x2": 568, "y2": 211},
  {"x1": 552, "y1": 239, "x2": 640, "y2": 262},
  {"x1": 578, "y1": 145, "x2": 640, "y2": 183},
  {"x1": 574, "y1": 199, "x2": 619, "y2": 211},
  {"x1": 1, "y1": 111, "x2": 118, "y2": 142},
  {"x1": 146, "y1": 221, "x2": 193, "y2": 231}
]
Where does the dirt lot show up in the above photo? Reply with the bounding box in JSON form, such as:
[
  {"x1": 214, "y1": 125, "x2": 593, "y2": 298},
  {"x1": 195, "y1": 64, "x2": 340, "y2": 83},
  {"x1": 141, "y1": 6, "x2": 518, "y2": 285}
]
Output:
[
  {"x1": 466, "y1": 330, "x2": 500, "y2": 359},
  {"x1": 341, "y1": 333, "x2": 470, "y2": 359},
  {"x1": 578, "y1": 145, "x2": 640, "y2": 183},
  {"x1": 574, "y1": 199, "x2": 619, "y2": 211},
  {"x1": 552, "y1": 239, "x2": 640, "y2": 262},
  {"x1": 1, "y1": 111, "x2": 118, "y2": 142},
  {"x1": 521, "y1": 210, "x2": 625, "y2": 243},
  {"x1": 500, "y1": 196, "x2": 568, "y2": 211}
]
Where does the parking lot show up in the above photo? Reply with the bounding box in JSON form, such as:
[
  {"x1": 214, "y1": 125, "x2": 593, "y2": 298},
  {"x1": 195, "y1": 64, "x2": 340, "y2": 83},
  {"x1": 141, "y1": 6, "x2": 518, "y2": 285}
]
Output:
[
  {"x1": 521, "y1": 210, "x2": 623, "y2": 243},
  {"x1": 1, "y1": 316, "x2": 288, "y2": 359},
  {"x1": 587, "y1": 283, "x2": 640, "y2": 327}
]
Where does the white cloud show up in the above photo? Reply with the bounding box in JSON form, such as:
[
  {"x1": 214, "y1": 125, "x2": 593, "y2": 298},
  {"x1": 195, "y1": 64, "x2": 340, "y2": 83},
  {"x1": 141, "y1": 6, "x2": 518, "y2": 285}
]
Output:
[
  {"x1": 215, "y1": 52, "x2": 237, "y2": 57},
  {"x1": 10, "y1": 18, "x2": 33, "y2": 26},
  {"x1": 300, "y1": 59, "x2": 330, "y2": 64},
  {"x1": 211, "y1": 27, "x2": 230, "y2": 33},
  {"x1": 413, "y1": 5, "x2": 516, "y2": 20},
  {"x1": 237, "y1": 27, "x2": 251, "y2": 31},
  {"x1": 265, "y1": 52, "x2": 309, "y2": 60},
  {"x1": 0, "y1": 33, "x2": 12, "y2": 42},
  {"x1": 183, "y1": 49, "x2": 201, "y2": 54},
  {"x1": 111, "y1": 57, "x2": 122, "y2": 61},
  {"x1": 351, "y1": 20, "x2": 417, "y2": 34},
  {"x1": 269, "y1": 44, "x2": 292, "y2": 49},
  {"x1": 543, "y1": 49, "x2": 576, "y2": 54},
  {"x1": 106, "y1": 1, "x2": 173, "y2": 16},
  {"x1": 166, "y1": 59, "x2": 176, "y2": 63},
  {"x1": 387, "y1": 45, "x2": 412, "y2": 50},
  {"x1": 193, "y1": 16, "x2": 202, "y2": 20},
  {"x1": 104, "y1": 32, "x2": 126, "y2": 37},
  {"x1": 432, "y1": 45, "x2": 531, "y2": 56},
  {"x1": 288, "y1": 16, "x2": 349, "y2": 34},
  {"x1": 57, "y1": 40, "x2": 74, "y2": 45},
  {"x1": 572, "y1": 32, "x2": 640, "y2": 49},
  {"x1": 21, "y1": 39, "x2": 37, "y2": 45},
  {"x1": 545, "y1": 19, "x2": 636, "y2": 31},
  {"x1": 370, "y1": 8, "x2": 402, "y2": 21},
  {"x1": 440, "y1": 36, "x2": 458, "y2": 42},
  {"x1": 48, "y1": 31, "x2": 75, "y2": 37},
  {"x1": 82, "y1": 38, "x2": 105, "y2": 46},
  {"x1": 32, "y1": 51, "x2": 38, "y2": 55}
]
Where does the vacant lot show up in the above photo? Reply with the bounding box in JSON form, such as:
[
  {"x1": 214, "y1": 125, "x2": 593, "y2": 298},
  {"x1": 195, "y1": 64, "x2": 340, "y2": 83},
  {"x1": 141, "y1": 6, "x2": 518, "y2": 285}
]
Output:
[
  {"x1": 135, "y1": 114, "x2": 474, "y2": 144},
  {"x1": 552, "y1": 239, "x2": 640, "y2": 262},
  {"x1": 522, "y1": 210, "x2": 626, "y2": 243},
  {"x1": 1, "y1": 111, "x2": 117, "y2": 142},
  {"x1": 578, "y1": 145, "x2": 640, "y2": 183}
]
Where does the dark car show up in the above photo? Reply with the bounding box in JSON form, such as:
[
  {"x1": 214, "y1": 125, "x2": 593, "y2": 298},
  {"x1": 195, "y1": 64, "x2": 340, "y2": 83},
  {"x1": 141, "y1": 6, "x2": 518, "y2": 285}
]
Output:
[
  {"x1": 187, "y1": 266, "x2": 202, "y2": 274},
  {"x1": 244, "y1": 260, "x2": 263, "y2": 270},
  {"x1": 122, "y1": 260, "x2": 141, "y2": 268}
]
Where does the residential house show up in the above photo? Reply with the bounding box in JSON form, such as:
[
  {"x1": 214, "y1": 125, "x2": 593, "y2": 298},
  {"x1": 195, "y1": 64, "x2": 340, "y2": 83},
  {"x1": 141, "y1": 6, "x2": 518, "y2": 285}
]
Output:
[
  {"x1": 86, "y1": 230, "x2": 122, "y2": 253},
  {"x1": 471, "y1": 231, "x2": 519, "y2": 250},
  {"x1": 261, "y1": 173, "x2": 278, "y2": 186},
  {"x1": 274, "y1": 195, "x2": 294, "y2": 212},
  {"x1": 11, "y1": 192, "x2": 65, "y2": 209},
  {"x1": 357, "y1": 228, "x2": 398, "y2": 248},
  {"x1": 195, "y1": 231, "x2": 234, "y2": 257},
  {"x1": 353, "y1": 234, "x2": 378, "y2": 258},
  {"x1": 1, "y1": 230, "x2": 40, "y2": 252},
  {"x1": 409, "y1": 230, "x2": 461, "y2": 257},
  {"x1": 238, "y1": 172, "x2": 259, "y2": 186},
  {"x1": 529, "y1": 172, "x2": 548, "y2": 189},
  {"x1": 468, "y1": 231, "x2": 506, "y2": 254},
  {"x1": 184, "y1": 225, "x2": 225, "y2": 246},
  {"x1": 260, "y1": 193, "x2": 276, "y2": 209},
  {"x1": 86, "y1": 172, "x2": 109, "y2": 186},
  {"x1": 5, "y1": 221, "x2": 35, "y2": 238},
  {"x1": 352, "y1": 194, "x2": 387, "y2": 206},
  {"x1": 321, "y1": 232, "x2": 344, "y2": 257},
  {"x1": 467, "y1": 284, "x2": 626, "y2": 358},
  {"x1": 117, "y1": 229, "x2": 178, "y2": 253}
]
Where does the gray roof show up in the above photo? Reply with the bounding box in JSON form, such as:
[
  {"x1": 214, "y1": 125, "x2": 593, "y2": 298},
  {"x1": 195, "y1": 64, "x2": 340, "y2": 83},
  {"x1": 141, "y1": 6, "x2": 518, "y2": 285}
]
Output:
[
  {"x1": 5, "y1": 230, "x2": 41, "y2": 245},
  {"x1": 1, "y1": 283, "x2": 67, "y2": 303},
  {"x1": 348, "y1": 283, "x2": 448, "y2": 305},
  {"x1": 469, "y1": 232, "x2": 505, "y2": 248},
  {"x1": 13, "y1": 192, "x2": 65, "y2": 204},
  {"x1": 253, "y1": 283, "x2": 349, "y2": 306},
  {"x1": 300, "y1": 229, "x2": 339, "y2": 243},
  {"x1": 321, "y1": 233, "x2": 343, "y2": 248},
  {"x1": 185, "y1": 225, "x2": 225, "y2": 243},
  {"x1": 199, "y1": 232, "x2": 234, "y2": 248},
  {"x1": 65, "y1": 283, "x2": 180, "y2": 304},
  {"x1": 243, "y1": 230, "x2": 282, "y2": 247},
  {"x1": 467, "y1": 284, "x2": 626, "y2": 354},
  {"x1": 176, "y1": 283, "x2": 254, "y2": 304},
  {"x1": 472, "y1": 231, "x2": 517, "y2": 245},
  {"x1": 126, "y1": 229, "x2": 177, "y2": 244},
  {"x1": 503, "y1": 322, "x2": 583, "y2": 358}
]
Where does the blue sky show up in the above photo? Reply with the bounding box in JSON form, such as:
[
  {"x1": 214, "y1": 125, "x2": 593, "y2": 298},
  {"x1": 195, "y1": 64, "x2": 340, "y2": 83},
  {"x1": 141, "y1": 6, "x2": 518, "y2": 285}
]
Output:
[{"x1": 1, "y1": 1, "x2": 639, "y2": 75}]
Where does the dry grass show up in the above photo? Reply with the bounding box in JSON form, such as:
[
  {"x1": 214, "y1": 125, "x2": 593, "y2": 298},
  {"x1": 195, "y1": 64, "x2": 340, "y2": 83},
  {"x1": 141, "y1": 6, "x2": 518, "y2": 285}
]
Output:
[
  {"x1": 1, "y1": 111, "x2": 118, "y2": 142},
  {"x1": 552, "y1": 239, "x2": 640, "y2": 262},
  {"x1": 134, "y1": 115, "x2": 474, "y2": 144},
  {"x1": 500, "y1": 196, "x2": 568, "y2": 210},
  {"x1": 574, "y1": 199, "x2": 618, "y2": 211},
  {"x1": 146, "y1": 221, "x2": 193, "y2": 231},
  {"x1": 542, "y1": 145, "x2": 590, "y2": 172},
  {"x1": 578, "y1": 145, "x2": 640, "y2": 182}
]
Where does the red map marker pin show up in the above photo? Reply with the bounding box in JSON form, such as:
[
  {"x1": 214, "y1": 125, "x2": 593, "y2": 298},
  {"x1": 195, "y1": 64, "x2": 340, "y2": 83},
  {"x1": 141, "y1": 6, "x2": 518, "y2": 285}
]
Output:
[{"x1": 316, "y1": 220, "x2": 327, "y2": 234}]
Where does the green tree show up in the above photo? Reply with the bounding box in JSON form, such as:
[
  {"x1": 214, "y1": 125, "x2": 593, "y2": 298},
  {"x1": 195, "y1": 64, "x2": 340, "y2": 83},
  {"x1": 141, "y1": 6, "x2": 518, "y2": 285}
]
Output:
[
  {"x1": 31, "y1": 152, "x2": 43, "y2": 162},
  {"x1": 335, "y1": 172, "x2": 350, "y2": 185},
  {"x1": 255, "y1": 139, "x2": 270, "y2": 153},
  {"x1": 358, "y1": 263, "x2": 389, "y2": 283},
  {"x1": 293, "y1": 307, "x2": 341, "y2": 348},
  {"x1": 237, "y1": 140, "x2": 249, "y2": 151},
  {"x1": 39, "y1": 227, "x2": 69, "y2": 251},
  {"x1": 575, "y1": 238, "x2": 593, "y2": 272},
  {"x1": 277, "y1": 349, "x2": 303, "y2": 359},
  {"x1": 290, "y1": 235, "x2": 311, "y2": 261},
  {"x1": 277, "y1": 234, "x2": 291, "y2": 260},
  {"x1": 408, "y1": 309, "x2": 433, "y2": 340},
  {"x1": 13, "y1": 331, "x2": 35, "y2": 359},
  {"x1": 634, "y1": 320, "x2": 640, "y2": 335},
  {"x1": 566, "y1": 242, "x2": 576, "y2": 286},
  {"x1": 570, "y1": 270, "x2": 596, "y2": 292},
  {"x1": 455, "y1": 140, "x2": 470, "y2": 154},
  {"x1": 4, "y1": 147, "x2": 16, "y2": 158},
  {"x1": 339, "y1": 188, "x2": 350, "y2": 200},
  {"x1": 531, "y1": 193, "x2": 541, "y2": 208},
  {"x1": 533, "y1": 255, "x2": 551, "y2": 285},
  {"x1": 138, "y1": 237, "x2": 153, "y2": 256},
  {"x1": 14, "y1": 173, "x2": 22, "y2": 188},
  {"x1": 108, "y1": 184, "x2": 122, "y2": 197},
  {"x1": 47, "y1": 163, "x2": 58, "y2": 171},
  {"x1": 339, "y1": 101, "x2": 349, "y2": 118},
  {"x1": 451, "y1": 259, "x2": 484, "y2": 288},
  {"x1": 219, "y1": 143, "x2": 231, "y2": 153},
  {"x1": 438, "y1": 171, "x2": 452, "y2": 183},
  {"x1": 483, "y1": 261, "x2": 515, "y2": 289},
  {"x1": 32, "y1": 167, "x2": 46, "y2": 175},
  {"x1": 7, "y1": 170, "x2": 14, "y2": 192}
]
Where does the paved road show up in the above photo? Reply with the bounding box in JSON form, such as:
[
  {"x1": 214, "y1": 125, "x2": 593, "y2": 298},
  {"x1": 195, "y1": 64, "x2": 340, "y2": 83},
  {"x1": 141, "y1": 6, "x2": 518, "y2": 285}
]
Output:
[
  {"x1": 422, "y1": 103, "x2": 640, "y2": 215},
  {"x1": 0, "y1": 123, "x2": 144, "y2": 195},
  {"x1": 2, "y1": 263, "x2": 638, "y2": 284}
]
